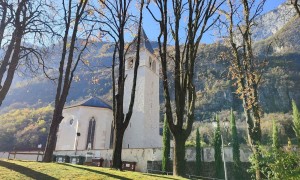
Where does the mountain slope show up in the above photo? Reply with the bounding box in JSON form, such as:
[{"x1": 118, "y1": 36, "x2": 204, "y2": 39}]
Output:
[{"x1": 1, "y1": 1, "x2": 300, "y2": 118}]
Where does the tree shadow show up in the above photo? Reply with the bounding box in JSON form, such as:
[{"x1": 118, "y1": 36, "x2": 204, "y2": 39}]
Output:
[
  {"x1": 60, "y1": 163, "x2": 131, "y2": 180},
  {"x1": 142, "y1": 173, "x2": 180, "y2": 180},
  {"x1": 0, "y1": 160, "x2": 57, "y2": 180}
]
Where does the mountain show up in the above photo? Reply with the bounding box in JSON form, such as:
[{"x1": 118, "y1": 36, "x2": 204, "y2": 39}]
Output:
[
  {"x1": 1, "y1": 1, "x2": 300, "y2": 120},
  {"x1": 252, "y1": 2, "x2": 296, "y2": 41}
]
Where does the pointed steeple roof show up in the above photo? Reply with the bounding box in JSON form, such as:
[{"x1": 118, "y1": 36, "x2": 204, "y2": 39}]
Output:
[
  {"x1": 65, "y1": 97, "x2": 112, "y2": 109},
  {"x1": 131, "y1": 28, "x2": 154, "y2": 54}
]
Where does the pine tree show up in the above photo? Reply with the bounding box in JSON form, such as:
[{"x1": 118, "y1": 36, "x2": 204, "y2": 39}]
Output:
[
  {"x1": 272, "y1": 119, "x2": 280, "y2": 150},
  {"x1": 196, "y1": 128, "x2": 201, "y2": 176},
  {"x1": 214, "y1": 114, "x2": 224, "y2": 179},
  {"x1": 162, "y1": 114, "x2": 171, "y2": 172},
  {"x1": 292, "y1": 100, "x2": 300, "y2": 146},
  {"x1": 230, "y1": 109, "x2": 241, "y2": 179}
]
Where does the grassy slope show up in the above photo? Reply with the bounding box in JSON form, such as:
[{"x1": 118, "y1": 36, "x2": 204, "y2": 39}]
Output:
[{"x1": 0, "y1": 160, "x2": 186, "y2": 180}]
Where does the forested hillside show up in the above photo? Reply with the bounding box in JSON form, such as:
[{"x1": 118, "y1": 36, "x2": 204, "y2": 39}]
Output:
[
  {"x1": 0, "y1": 1, "x2": 299, "y2": 151},
  {"x1": 0, "y1": 106, "x2": 53, "y2": 151}
]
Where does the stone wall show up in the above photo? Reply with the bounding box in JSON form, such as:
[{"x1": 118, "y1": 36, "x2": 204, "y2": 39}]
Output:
[
  {"x1": 147, "y1": 161, "x2": 251, "y2": 180},
  {"x1": 54, "y1": 146, "x2": 252, "y2": 173},
  {"x1": 0, "y1": 151, "x2": 43, "y2": 161}
]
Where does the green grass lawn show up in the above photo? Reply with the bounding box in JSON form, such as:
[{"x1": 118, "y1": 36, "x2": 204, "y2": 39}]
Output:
[{"x1": 0, "y1": 159, "x2": 186, "y2": 180}]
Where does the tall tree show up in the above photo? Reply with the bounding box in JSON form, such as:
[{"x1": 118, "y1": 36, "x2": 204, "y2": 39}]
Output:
[
  {"x1": 230, "y1": 109, "x2": 241, "y2": 180},
  {"x1": 43, "y1": 0, "x2": 92, "y2": 162},
  {"x1": 0, "y1": 0, "x2": 53, "y2": 106},
  {"x1": 221, "y1": 0, "x2": 267, "y2": 179},
  {"x1": 292, "y1": 100, "x2": 300, "y2": 146},
  {"x1": 272, "y1": 119, "x2": 280, "y2": 150},
  {"x1": 92, "y1": 0, "x2": 145, "y2": 169},
  {"x1": 195, "y1": 128, "x2": 201, "y2": 176},
  {"x1": 146, "y1": 0, "x2": 223, "y2": 176},
  {"x1": 214, "y1": 114, "x2": 223, "y2": 179},
  {"x1": 162, "y1": 113, "x2": 171, "y2": 172}
]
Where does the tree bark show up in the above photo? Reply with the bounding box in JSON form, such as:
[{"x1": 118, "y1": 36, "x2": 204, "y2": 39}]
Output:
[
  {"x1": 112, "y1": 126, "x2": 124, "y2": 169},
  {"x1": 147, "y1": 0, "x2": 220, "y2": 176},
  {"x1": 42, "y1": 0, "x2": 89, "y2": 162},
  {"x1": 43, "y1": 110, "x2": 63, "y2": 162},
  {"x1": 173, "y1": 134, "x2": 186, "y2": 176}
]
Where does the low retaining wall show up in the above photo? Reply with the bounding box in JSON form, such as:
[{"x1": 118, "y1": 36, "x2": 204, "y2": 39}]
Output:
[
  {"x1": 147, "y1": 161, "x2": 251, "y2": 180},
  {"x1": 54, "y1": 147, "x2": 252, "y2": 173},
  {"x1": 0, "y1": 147, "x2": 252, "y2": 174},
  {"x1": 0, "y1": 151, "x2": 43, "y2": 161}
]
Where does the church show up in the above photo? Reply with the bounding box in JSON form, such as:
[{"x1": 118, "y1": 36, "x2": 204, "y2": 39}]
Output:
[{"x1": 55, "y1": 30, "x2": 162, "y2": 152}]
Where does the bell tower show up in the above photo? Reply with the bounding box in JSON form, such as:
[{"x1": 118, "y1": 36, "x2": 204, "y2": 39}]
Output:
[{"x1": 122, "y1": 29, "x2": 162, "y2": 148}]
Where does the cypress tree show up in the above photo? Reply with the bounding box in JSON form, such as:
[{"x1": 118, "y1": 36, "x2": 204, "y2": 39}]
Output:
[
  {"x1": 292, "y1": 100, "x2": 300, "y2": 146},
  {"x1": 230, "y1": 109, "x2": 241, "y2": 179},
  {"x1": 196, "y1": 128, "x2": 201, "y2": 175},
  {"x1": 214, "y1": 114, "x2": 224, "y2": 179},
  {"x1": 272, "y1": 119, "x2": 280, "y2": 150},
  {"x1": 162, "y1": 114, "x2": 171, "y2": 172}
]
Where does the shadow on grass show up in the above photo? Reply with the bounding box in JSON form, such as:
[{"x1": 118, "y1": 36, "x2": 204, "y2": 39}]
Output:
[
  {"x1": 60, "y1": 163, "x2": 131, "y2": 180},
  {"x1": 142, "y1": 173, "x2": 181, "y2": 180},
  {"x1": 0, "y1": 160, "x2": 57, "y2": 180}
]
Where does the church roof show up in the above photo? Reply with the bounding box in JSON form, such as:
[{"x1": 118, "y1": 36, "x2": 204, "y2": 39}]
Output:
[
  {"x1": 64, "y1": 97, "x2": 112, "y2": 110},
  {"x1": 130, "y1": 28, "x2": 154, "y2": 54}
]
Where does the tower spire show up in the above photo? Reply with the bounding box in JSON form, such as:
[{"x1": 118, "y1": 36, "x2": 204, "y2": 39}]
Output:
[{"x1": 131, "y1": 27, "x2": 154, "y2": 54}]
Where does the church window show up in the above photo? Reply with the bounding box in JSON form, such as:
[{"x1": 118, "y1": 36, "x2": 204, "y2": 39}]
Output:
[
  {"x1": 149, "y1": 57, "x2": 152, "y2": 68},
  {"x1": 152, "y1": 60, "x2": 156, "y2": 72},
  {"x1": 110, "y1": 124, "x2": 114, "y2": 149},
  {"x1": 69, "y1": 119, "x2": 74, "y2": 125},
  {"x1": 86, "y1": 117, "x2": 96, "y2": 150},
  {"x1": 128, "y1": 58, "x2": 134, "y2": 69},
  {"x1": 149, "y1": 57, "x2": 156, "y2": 73}
]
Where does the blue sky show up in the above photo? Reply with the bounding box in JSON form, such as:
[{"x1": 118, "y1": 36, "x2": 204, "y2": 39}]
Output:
[{"x1": 143, "y1": 0, "x2": 287, "y2": 44}]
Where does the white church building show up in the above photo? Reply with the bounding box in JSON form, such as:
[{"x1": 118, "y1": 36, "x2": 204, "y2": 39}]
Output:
[
  {"x1": 51, "y1": 30, "x2": 253, "y2": 173},
  {"x1": 55, "y1": 30, "x2": 163, "y2": 171}
]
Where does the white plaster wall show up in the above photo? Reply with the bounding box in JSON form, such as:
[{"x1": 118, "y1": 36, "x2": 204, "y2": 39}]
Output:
[
  {"x1": 75, "y1": 107, "x2": 113, "y2": 150},
  {"x1": 55, "y1": 106, "x2": 113, "y2": 151},
  {"x1": 144, "y1": 66, "x2": 162, "y2": 148},
  {"x1": 123, "y1": 50, "x2": 161, "y2": 148},
  {"x1": 56, "y1": 108, "x2": 80, "y2": 150}
]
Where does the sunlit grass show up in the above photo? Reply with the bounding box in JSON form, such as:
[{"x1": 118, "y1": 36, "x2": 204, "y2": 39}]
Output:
[{"x1": 0, "y1": 159, "x2": 186, "y2": 180}]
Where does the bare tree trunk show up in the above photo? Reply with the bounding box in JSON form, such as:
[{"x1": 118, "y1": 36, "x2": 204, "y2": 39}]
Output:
[
  {"x1": 0, "y1": 0, "x2": 52, "y2": 106},
  {"x1": 43, "y1": 0, "x2": 90, "y2": 162},
  {"x1": 94, "y1": 0, "x2": 144, "y2": 170},
  {"x1": 293, "y1": 0, "x2": 300, "y2": 16},
  {"x1": 223, "y1": 0, "x2": 266, "y2": 179},
  {"x1": 112, "y1": 126, "x2": 124, "y2": 169},
  {"x1": 43, "y1": 110, "x2": 62, "y2": 162},
  {"x1": 147, "y1": 0, "x2": 221, "y2": 176},
  {"x1": 173, "y1": 134, "x2": 186, "y2": 176}
]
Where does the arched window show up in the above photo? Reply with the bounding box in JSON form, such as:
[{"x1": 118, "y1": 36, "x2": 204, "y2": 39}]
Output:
[
  {"x1": 127, "y1": 58, "x2": 134, "y2": 69},
  {"x1": 149, "y1": 57, "x2": 152, "y2": 68},
  {"x1": 152, "y1": 60, "x2": 156, "y2": 72},
  {"x1": 86, "y1": 117, "x2": 96, "y2": 150},
  {"x1": 69, "y1": 119, "x2": 74, "y2": 125},
  {"x1": 149, "y1": 57, "x2": 156, "y2": 73},
  {"x1": 110, "y1": 123, "x2": 114, "y2": 149}
]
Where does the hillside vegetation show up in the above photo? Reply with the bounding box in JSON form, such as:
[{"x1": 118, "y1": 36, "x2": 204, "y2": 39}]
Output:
[
  {"x1": 0, "y1": 106, "x2": 53, "y2": 151},
  {"x1": 0, "y1": 1, "x2": 299, "y2": 151}
]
